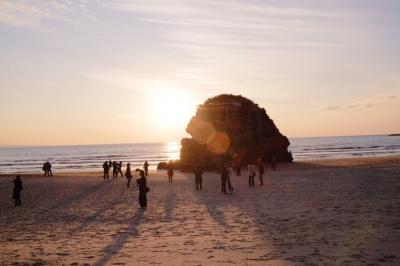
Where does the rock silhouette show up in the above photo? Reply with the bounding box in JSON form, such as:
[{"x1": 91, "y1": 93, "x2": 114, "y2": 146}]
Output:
[{"x1": 159, "y1": 94, "x2": 292, "y2": 170}]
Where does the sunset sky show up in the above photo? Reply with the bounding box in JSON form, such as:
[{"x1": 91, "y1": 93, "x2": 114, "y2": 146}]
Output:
[{"x1": 1, "y1": 0, "x2": 399, "y2": 146}]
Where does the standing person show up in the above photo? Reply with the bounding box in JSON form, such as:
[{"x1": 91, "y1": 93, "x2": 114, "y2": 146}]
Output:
[
  {"x1": 12, "y1": 175, "x2": 23, "y2": 207},
  {"x1": 125, "y1": 163, "x2": 133, "y2": 188},
  {"x1": 103, "y1": 161, "x2": 110, "y2": 180},
  {"x1": 194, "y1": 166, "x2": 203, "y2": 191},
  {"x1": 221, "y1": 165, "x2": 229, "y2": 194},
  {"x1": 137, "y1": 170, "x2": 148, "y2": 208},
  {"x1": 43, "y1": 161, "x2": 53, "y2": 176},
  {"x1": 117, "y1": 161, "x2": 123, "y2": 177},
  {"x1": 248, "y1": 163, "x2": 256, "y2": 187},
  {"x1": 112, "y1": 161, "x2": 118, "y2": 179},
  {"x1": 143, "y1": 161, "x2": 149, "y2": 176},
  {"x1": 42, "y1": 162, "x2": 48, "y2": 176},
  {"x1": 47, "y1": 161, "x2": 53, "y2": 176},
  {"x1": 228, "y1": 166, "x2": 235, "y2": 193},
  {"x1": 108, "y1": 160, "x2": 112, "y2": 175},
  {"x1": 167, "y1": 161, "x2": 174, "y2": 182},
  {"x1": 257, "y1": 158, "x2": 265, "y2": 186}
]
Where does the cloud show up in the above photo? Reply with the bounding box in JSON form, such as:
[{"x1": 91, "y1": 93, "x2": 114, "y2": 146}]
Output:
[
  {"x1": 323, "y1": 105, "x2": 340, "y2": 111},
  {"x1": 0, "y1": 1, "x2": 90, "y2": 29},
  {"x1": 108, "y1": 0, "x2": 374, "y2": 84}
]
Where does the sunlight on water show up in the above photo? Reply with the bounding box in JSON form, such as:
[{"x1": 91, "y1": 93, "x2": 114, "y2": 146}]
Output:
[{"x1": 165, "y1": 141, "x2": 180, "y2": 161}]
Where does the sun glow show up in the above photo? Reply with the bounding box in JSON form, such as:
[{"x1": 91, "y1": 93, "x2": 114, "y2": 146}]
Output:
[{"x1": 150, "y1": 88, "x2": 197, "y2": 128}]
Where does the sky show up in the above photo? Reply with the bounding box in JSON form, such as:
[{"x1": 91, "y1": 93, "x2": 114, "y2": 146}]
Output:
[{"x1": 0, "y1": 0, "x2": 399, "y2": 146}]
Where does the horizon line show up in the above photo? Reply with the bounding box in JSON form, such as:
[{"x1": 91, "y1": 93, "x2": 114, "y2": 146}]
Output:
[{"x1": 0, "y1": 133, "x2": 395, "y2": 148}]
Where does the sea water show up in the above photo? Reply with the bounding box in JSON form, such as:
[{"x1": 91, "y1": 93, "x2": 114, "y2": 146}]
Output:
[{"x1": 0, "y1": 135, "x2": 399, "y2": 173}]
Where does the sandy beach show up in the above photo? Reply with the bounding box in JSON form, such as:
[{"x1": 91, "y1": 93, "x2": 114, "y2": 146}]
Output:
[{"x1": 1, "y1": 156, "x2": 400, "y2": 265}]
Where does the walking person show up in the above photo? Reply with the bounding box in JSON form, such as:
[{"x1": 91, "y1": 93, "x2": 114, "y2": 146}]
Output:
[
  {"x1": 221, "y1": 165, "x2": 229, "y2": 194},
  {"x1": 194, "y1": 166, "x2": 203, "y2": 191},
  {"x1": 248, "y1": 163, "x2": 256, "y2": 187},
  {"x1": 137, "y1": 170, "x2": 149, "y2": 208},
  {"x1": 103, "y1": 161, "x2": 110, "y2": 180},
  {"x1": 167, "y1": 161, "x2": 173, "y2": 182},
  {"x1": 257, "y1": 158, "x2": 265, "y2": 186},
  {"x1": 143, "y1": 161, "x2": 149, "y2": 177},
  {"x1": 12, "y1": 175, "x2": 23, "y2": 207},
  {"x1": 117, "y1": 161, "x2": 123, "y2": 177},
  {"x1": 125, "y1": 163, "x2": 133, "y2": 188}
]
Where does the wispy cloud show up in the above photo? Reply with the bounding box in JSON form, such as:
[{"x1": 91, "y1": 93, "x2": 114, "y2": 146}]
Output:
[
  {"x1": 0, "y1": 1, "x2": 91, "y2": 29},
  {"x1": 108, "y1": 0, "x2": 376, "y2": 85}
]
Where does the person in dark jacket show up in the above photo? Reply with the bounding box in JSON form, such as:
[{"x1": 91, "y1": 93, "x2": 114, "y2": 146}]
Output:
[
  {"x1": 103, "y1": 161, "x2": 110, "y2": 180},
  {"x1": 125, "y1": 163, "x2": 133, "y2": 188},
  {"x1": 112, "y1": 161, "x2": 118, "y2": 179},
  {"x1": 221, "y1": 166, "x2": 229, "y2": 194},
  {"x1": 137, "y1": 170, "x2": 148, "y2": 208},
  {"x1": 12, "y1": 175, "x2": 23, "y2": 207},
  {"x1": 194, "y1": 166, "x2": 203, "y2": 191},
  {"x1": 117, "y1": 161, "x2": 123, "y2": 177}
]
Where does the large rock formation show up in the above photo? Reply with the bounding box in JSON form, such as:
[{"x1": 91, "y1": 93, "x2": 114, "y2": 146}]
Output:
[{"x1": 172, "y1": 94, "x2": 292, "y2": 170}]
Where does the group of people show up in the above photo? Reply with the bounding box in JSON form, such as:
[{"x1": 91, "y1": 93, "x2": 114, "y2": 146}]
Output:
[
  {"x1": 102, "y1": 160, "x2": 151, "y2": 208},
  {"x1": 42, "y1": 161, "x2": 52, "y2": 176},
  {"x1": 102, "y1": 160, "x2": 124, "y2": 180}
]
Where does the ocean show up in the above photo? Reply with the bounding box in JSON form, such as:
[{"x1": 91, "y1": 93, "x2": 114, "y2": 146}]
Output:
[{"x1": 0, "y1": 135, "x2": 399, "y2": 173}]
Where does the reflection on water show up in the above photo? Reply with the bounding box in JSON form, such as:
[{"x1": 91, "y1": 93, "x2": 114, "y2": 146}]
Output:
[
  {"x1": 0, "y1": 135, "x2": 399, "y2": 173},
  {"x1": 165, "y1": 141, "x2": 180, "y2": 161}
]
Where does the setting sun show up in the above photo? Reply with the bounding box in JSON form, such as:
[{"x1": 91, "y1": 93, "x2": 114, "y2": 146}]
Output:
[{"x1": 150, "y1": 88, "x2": 197, "y2": 128}]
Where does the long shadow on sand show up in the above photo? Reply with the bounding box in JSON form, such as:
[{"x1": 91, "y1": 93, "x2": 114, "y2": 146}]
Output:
[
  {"x1": 185, "y1": 164, "x2": 400, "y2": 264},
  {"x1": 164, "y1": 185, "x2": 177, "y2": 222},
  {"x1": 69, "y1": 189, "x2": 128, "y2": 235},
  {"x1": 94, "y1": 209, "x2": 145, "y2": 266},
  {"x1": 39, "y1": 181, "x2": 108, "y2": 215}
]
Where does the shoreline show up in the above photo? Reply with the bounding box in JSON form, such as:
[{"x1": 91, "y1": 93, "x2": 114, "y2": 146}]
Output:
[{"x1": 1, "y1": 155, "x2": 399, "y2": 177}]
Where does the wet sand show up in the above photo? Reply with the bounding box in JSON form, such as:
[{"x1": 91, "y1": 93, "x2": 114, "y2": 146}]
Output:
[{"x1": 1, "y1": 156, "x2": 400, "y2": 265}]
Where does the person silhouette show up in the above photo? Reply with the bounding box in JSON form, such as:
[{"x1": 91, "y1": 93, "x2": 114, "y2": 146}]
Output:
[
  {"x1": 112, "y1": 161, "x2": 117, "y2": 179},
  {"x1": 12, "y1": 175, "x2": 23, "y2": 207},
  {"x1": 221, "y1": 165, "x2": 229, "y2": 194},
  {"x1": 47, "y1": 161, "x2": 53, "y2": 176},
  {"x1": 108, "y1": 160, "x2": 112, "y2": 175},
  {"x1": 248, "y1": 163, "x2": 256, "y2": 187},
  {"x1": 137, "y1": 170, "x2": 148, "y2": 208},
  {"x1": 194, "y1": 166, "x2": 203, "y2": 191},
  {"x1": 125, "y1": 163, "x2": 133, "y2": 188},
  {"x1": 167, "y1": 161, "x2": 173, "y2": 182},
  {"x1": 257, "y1": 158, "x2": 264, "y2": 186},
  {"x1": 143, "y1": 161, "x2": 149, "y2": 176},
  {"x1": 103, "y1": 161, "x2": 110, "y2": 180},
  {"x1": 43, "y1": 161, "x2": 52, "y2": 176},
  {"x1": 117, "y1": 161, "x2": 123, "y2": 177}
]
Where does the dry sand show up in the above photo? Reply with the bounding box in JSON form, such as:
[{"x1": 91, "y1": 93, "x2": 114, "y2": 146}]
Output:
[{"x1": 1, "y1": 156, "x2": 400, "y2": 265}]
